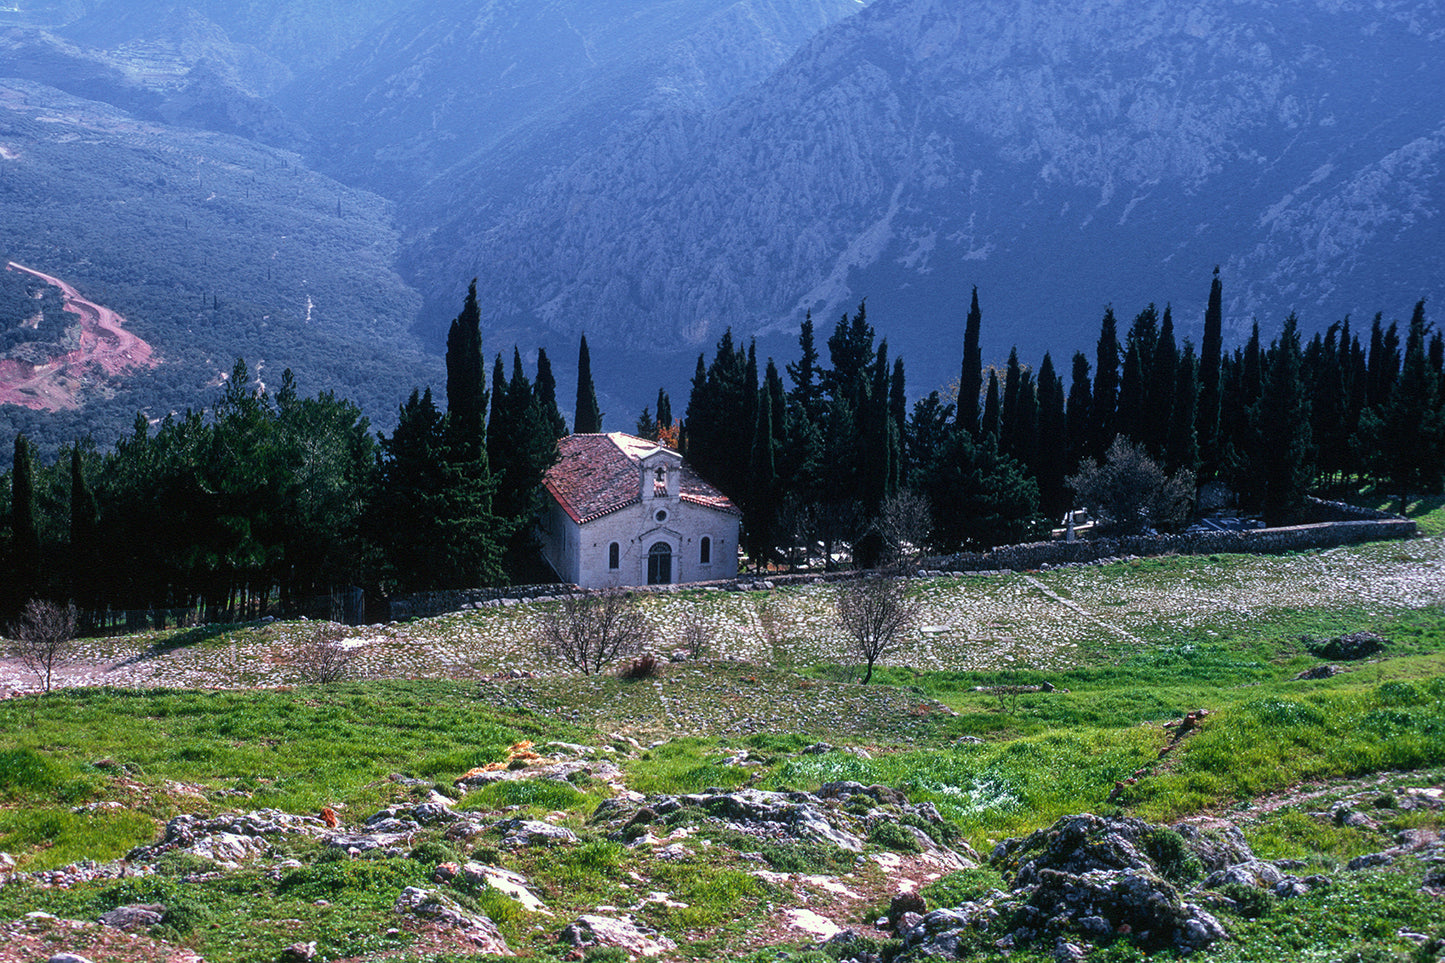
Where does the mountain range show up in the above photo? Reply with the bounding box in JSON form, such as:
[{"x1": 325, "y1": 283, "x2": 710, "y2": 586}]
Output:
[{"x1": 1, "y1": 0, "x2": 1441, "y2": 453}]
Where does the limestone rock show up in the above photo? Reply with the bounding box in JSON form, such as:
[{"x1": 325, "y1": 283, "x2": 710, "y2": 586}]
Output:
[
  {"x1": 393, "y1": 886, "x2": 509, "y2": 954},
  {"x1": 558, "y1": 914, "x2": 676, "y2": 957},
  {"x1": 98, "y1": 903, "x2": 165, "y2": 931}
]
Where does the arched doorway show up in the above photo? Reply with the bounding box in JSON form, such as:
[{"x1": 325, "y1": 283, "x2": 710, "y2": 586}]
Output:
[{"x1": 647, "y1": 542, "x2": 672, "y2": 585}]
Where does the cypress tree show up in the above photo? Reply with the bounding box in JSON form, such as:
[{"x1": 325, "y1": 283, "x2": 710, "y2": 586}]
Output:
[
  {"x1": 1065, "y1": 351, "x2": 1092, "y2": 476},
  {"x1": 786, "y1": 311, "x2": 824, "y2": 425},
  {"x1": 444, "y1": 279, "x2": 487, "y2": 460},
  {"x1": 487, "y1": 353, "x2": 507, "y2": 466},
  {"x1": 1371, "y1": 300, "x2": 1445, "y2": 498},
  {"x1": 981, "y1": 370, "x2": 1001, "y2": 441},
  {"x1": 1145, "y1": 305, "x2": 1177, "y2": 457},
  {"x1": 1090, "y1": 308, "x2": 1120, "y2": 459},
  {"x1": 1001, "y1": 347, "x2": 1022, "y2": 460},
  {"x1": 960, "y1": 287, "x2": 983, "y2": 438},
  {"x1": 69, "y1": 444, "x2": 100, "y2": 615},
  {"x1": 1035, "y1": 353, "x2": 1068, "y2": 519},
  {"x1": 1167, "y1": 342, "x2": 1199, "y2": 476},
  {"x1": 656, "y1": 389, "x2": 673, "y2": 436},
  {"x1": 533, "y1": 347, "x2": 567, "y2": 440},
  {"x1": 574, "y1": 334, "x2": 602, "y2": 433},
  {"x1": 1197, "y1": 268, "x2": 1224, "y2": 479},
  {"x1": 1256, "y1": 315, "x2": 1313, "y2": 525},
  {"x1": 746, "y1": 382, "x2": 779, "y2": 569},
  {"x1": 1116, "y1": 338, "x2": 1147, "y2": 446}
]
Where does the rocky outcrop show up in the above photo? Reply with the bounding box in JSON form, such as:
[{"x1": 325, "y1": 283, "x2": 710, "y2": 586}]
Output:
[
  {"x1": 557, "y1": 914, "x2": 676, "y2": 957},
  {"x1": 393, "y1": 886, "x2": 509, "y2": 954},
  {"x1": 128, "y1": 809, "x2": 328, "y2": 866},
  {"x1": 592, "y1": 781, "x2": 976, "y2": 868}
]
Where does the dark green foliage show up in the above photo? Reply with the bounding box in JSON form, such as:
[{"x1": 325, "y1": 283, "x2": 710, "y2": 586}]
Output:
[
  {"x1": 1065, "y1": 351, "x2": 1092, "y2": 477},
  {"x1": 920, "y1": 867, "x2": 1007, "y2": 909},
  {"x1": 574, "y1": 334, "x2": 603, "y2": 434},
  {"x1": 533, "y1": 347, "x2": 568, "y2": 440},
  {"x1": 7, "y1": 433, "x2": 40, "y2": 612},
  {"x1": 1198, "y1": 267, "x2": 1225, "y2": 479},
  {"x1": 924, "y1": 429, "x2": 1042, "y2": 550},
  {"x1": 1143, "y1": 827, "x2": 1203, "y2": 886},
  {"x1": 1216, "y1": 880, "x2": 1277, "y2": 919},
  {"x1": 444, "y1": 279, "x2": 487, "y2": 462},
  {"x1": 959, "y1": 287, "x2": 984, "y2": 438},
  {"x1": 375, "y1": 387, "x2": 505, "y2": 591},
  {"x1": 1067, "y1": 437, "x2": 1194, "y2": 535},
  {"x1": 1090, "y1": 307, "x2": 1120, "y2": 459},
  {"x1": 868, "y1": 819, "x2": 922, "y2": 854},
  {"x1": 1256, "y1": 315, "x2": 1314, "y2": 525},
  {"x1": 1035, "y1": 353, "x2": 1068, "y2": 519},
  {"x1": 1367, "y1": 300, "x2": 1444, "y2": 498}
]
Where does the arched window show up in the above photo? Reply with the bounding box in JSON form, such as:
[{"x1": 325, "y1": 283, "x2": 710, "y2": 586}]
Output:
[
  {"x1": 700, "y1": 536, "x2": 711, "y2": 565},
  {"x1": 608, "y1": 542, "x2": 620, "y2": 569}
]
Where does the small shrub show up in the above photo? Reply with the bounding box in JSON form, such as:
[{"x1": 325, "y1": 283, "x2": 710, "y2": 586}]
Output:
[
  {"x1": 1215, "y1": 880, "x2": 1276, "y2": 919},
  {"x1": 283, "y1": 624, "x2": 358, "y2": 684},
  {"x1": 920, "y1": 867, "x2": 1007, "y2": 909},
  {"x1": 1144, "y1": 827, "x2": 1204, "y2": 886},
  {"x1": 410, "y1": 839, "x2": 460, "y2": 865},
  {"x1": 618, "y1": 654, "x2": 658, "y2": 679},
  {"x1": 582, "y1": 948, "x2": 631, "y2": 963},
  {"x1": 868, "y1": 820, "x2": 922, "y2": 854}
]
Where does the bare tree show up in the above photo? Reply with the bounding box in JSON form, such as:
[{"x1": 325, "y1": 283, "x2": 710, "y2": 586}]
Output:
[
  {"x1": 284, "y1": 623, "x2": 359, "y2": 684},
  {"x1": 7, "y1": 599, "x2": 79, "y2": 694},
  {"x1": 835, "y1": 576, "x2": 921, "y2": 684},
  {"x1": 538, "y1": 591, "x2": 649, "y2": 675},
  {"x1": 676, "y1": 607, "x2": 714, "y2": 660},
  {"x1": 875, "y1": 489, "x2": 933, "y2": 572}
]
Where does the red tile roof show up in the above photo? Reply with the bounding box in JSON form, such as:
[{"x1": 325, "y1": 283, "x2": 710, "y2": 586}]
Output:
[{"x1": 543, "y1": 433, "x2": 740, "y2": 524}]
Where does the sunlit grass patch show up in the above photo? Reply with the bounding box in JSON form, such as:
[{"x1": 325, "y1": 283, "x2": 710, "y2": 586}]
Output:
[{"x1": 0, "y1": 807, "x2": 157, "y2": 870}]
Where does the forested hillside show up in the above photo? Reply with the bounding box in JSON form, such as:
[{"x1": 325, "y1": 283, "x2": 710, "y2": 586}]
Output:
[{"x1": 0, "y1": 77, "x2": 439, "y2": 463}]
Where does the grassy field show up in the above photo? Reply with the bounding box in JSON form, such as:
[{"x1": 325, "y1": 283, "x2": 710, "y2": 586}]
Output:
[{"x1": 1, "y1": 536, "x2": 1444, "y2": 962}]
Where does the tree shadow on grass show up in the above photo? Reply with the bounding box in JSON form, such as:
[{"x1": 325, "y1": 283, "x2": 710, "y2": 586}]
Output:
[{"x1": 113, "y1": 623, "x2": 251, "y2": 667}]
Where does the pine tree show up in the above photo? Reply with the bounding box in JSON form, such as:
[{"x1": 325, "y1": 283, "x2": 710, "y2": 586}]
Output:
[
  {"x1": 444, "y1": 279, "x2": 487, "y2": 460},
  {"x1": 1197, "y1": 268, "x2": 1224, "y2": 479},
  {"x1": 959, "y1": 286, "x2": 984, "y2": 438},
  {"x1": 533, "y1": 347, "x2": 567, "y2": 440},
  {"x1": 487, "y1": 353, "x2": 507, "y2": 466},
  {"x1": 1090, "y1": 308, "x2": 1120, "y2": 459},
  {"x1": 890, "y1": 356, "x2": 908, "y2": 482},
  {"x1": 574, "y1": 334, "x2": 602, "y2": 433},
  {"x1": 923, "y1": 430, "x2": 1040, "y2": 550},
  {"x1": 635, "y1": 406, "x2": 658, "y2": 440}
]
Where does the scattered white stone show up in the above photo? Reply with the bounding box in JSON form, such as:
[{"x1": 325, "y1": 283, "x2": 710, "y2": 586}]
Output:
[{"x1": 784, "y1": 908, "x2": 842, "y2": 939}]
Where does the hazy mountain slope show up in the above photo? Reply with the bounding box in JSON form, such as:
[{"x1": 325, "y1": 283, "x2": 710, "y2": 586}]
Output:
[
  {"x1": 0, "y1": 78, "x2": 438, "y2": 459},
  {"x1": 418, "y1": 0, "x2": 1443, "y2": 392},
  {"x1": 288, "y1": 0, "x2": 870, "y2": 200}
]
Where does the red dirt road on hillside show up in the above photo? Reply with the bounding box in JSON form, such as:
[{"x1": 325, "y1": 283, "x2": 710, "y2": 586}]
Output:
[{"x1": 1, "y1": 262, "x2": 157, "y2": 410}]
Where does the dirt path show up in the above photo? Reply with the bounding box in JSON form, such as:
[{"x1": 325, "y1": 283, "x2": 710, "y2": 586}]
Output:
[{"x1": 0, "y1": 262, "x2": 157, "y2": 410}]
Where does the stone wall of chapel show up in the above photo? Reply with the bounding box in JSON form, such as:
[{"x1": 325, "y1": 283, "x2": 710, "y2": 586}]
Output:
[{"x1": 575, "y1": 497, "x2": 738, "y2": 589}]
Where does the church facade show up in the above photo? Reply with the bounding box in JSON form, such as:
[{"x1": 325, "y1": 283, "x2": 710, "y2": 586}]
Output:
[{"x1": 537, "y1": 433, "x2": 741, "y2": 589}]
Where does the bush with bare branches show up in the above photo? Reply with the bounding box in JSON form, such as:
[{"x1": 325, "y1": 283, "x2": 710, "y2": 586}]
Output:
[
  {"x1": 677, "y1": 607, "x2": 714, "y2": 660},
  {"x1": 7, "y1": 599, "x2": 78, "y2": 694},
  {"x1": 876, "y1": 489, "x2": 933, "y2": 571},
  {"x1": 537, "y1": 591, "x2": 649, "y2": 675},
  {"x1": 284, "y1": 623, "x2": 359, "y2": 684},
  {"x1": 835, "y1": 576, "x2": 921, "y2": 684}
]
